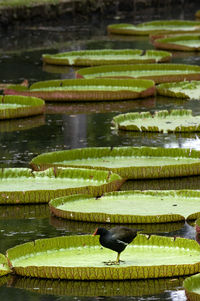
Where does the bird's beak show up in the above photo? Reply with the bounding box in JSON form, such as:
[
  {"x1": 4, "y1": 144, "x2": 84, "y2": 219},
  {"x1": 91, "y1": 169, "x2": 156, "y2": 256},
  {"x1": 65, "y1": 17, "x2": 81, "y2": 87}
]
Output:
[{"x1": 92, "y1": 228, "x2": 98, "y2": 236}]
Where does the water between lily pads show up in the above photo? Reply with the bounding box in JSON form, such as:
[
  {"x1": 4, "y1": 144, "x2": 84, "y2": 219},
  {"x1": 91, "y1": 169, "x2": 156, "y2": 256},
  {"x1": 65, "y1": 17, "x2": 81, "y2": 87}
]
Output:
[{"x1": 1, "y1": 7, "x2": 200, "y2": 301}]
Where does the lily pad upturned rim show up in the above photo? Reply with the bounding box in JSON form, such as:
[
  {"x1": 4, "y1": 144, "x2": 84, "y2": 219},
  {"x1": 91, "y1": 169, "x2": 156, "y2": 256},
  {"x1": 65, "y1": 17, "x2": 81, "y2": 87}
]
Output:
[
  {"x1": 196, "y1": 218, "x2": 200, "y2": 234},
  {"x1": 183, "y1": 273, "x2": 200, "y2": 301},
  {"x1": 152, "y1": 34, "x2": 200, "y2": 51},
  {"x1": 30, "y1": 146, "x2": 200, "y2": 179},
  {"x1": 0, "y1": 95, "x2": 45, "y2": 120},
  {"x1": 0, "y1": 254, "x2": 11, "y2": 277},
  {"x1": 107, "y1": 20, "x2": 200, "y2": 36},
  {"x1": 156, "y1": 80, "x2": 200, "y2": 100},
  {"x1": 6, "y1": 234, "x2": 200, "y2": 280},
  {"x1": 0, "y1": 167, "x2": 123, "y2": 204},
  {"x1": 49, "y1": 190, "x2": 200, "y2": 224},
  {"x1": 3, "y1": 78, "x2": 156, "y2": 102},
  {"x1": 75, "y1": 63, "x2": 200, "y2": 84},
  {"x1": 112, "y1": 109, "x2": 200, "y2": 133},
  {"x1": 42, "y1": 49, "x2": 172, "y2": 66}
]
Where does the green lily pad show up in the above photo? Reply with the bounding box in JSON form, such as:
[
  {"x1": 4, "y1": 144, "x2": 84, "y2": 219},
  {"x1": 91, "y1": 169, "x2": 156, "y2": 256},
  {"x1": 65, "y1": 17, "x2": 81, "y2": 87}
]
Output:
[
  {"x1": 11, "y1": 276, "x2": 184, "y2": 297},
  {"x1": 49, "y1": 190, "x2": 200, "y2": 223},
  {"x1": 157, "y1": 80, "x2": 200, "y2": 100},
  {"x1": 4, "y1": 78, "x2": 155, "y2": 101},
  {"x1": 152, "y1": 34, "x2": 200, "y2": 51},
  {"x1": 76, "y1": 64, "x2": 200, "y2": 84},
  {"x1": 30, "y1": 146, "x2": 200, "y2": 179},
  {"x1": 42, "y1": 49, "x2": 171, "y2": 66},
  {"x1": 0, "y1": 254, "x2": 11, "y2": 277},
  {"x1": 107, "y1": 20, "x2": 200, "y2": 36},
  {"x1": 0, "y1": 95, "x2": 45, "y2": 119},
  {"x1": 0, "y1": 168, "x2": 123, "y2": 204},
  {"x1": 6, "y1": 234, "x2": 200, "y2": 280},
  {"x1": 183, "y1": 273, "x2": 200, "y2": 301},
  {"x1": 112, "y1": 109, "x2": 200, "y2": 133}
]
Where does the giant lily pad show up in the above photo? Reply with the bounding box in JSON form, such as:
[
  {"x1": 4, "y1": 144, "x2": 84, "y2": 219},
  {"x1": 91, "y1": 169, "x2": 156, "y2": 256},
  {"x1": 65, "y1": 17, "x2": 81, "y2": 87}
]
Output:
[
  {"x1": 152, "y1": 34, "x2": 200, "y2": 51},
  {"x1": 112, "y1": 109, "x2": 200, "y2": 133},
  {"x1": 157, "y1": 81, "x2": 200, "y2": 100},
  {"x1": 30, "y1": 146, "x2": 200, "y2": 179},
  {"x1": 4, "y1": 78, "x2": 155, "y2": 101},
  {"x1": 11, "y1": 276, "x2": 184, "y2": 297},
  {"x1": 183, "y1": 273, "x2": 200, "y2": 301},
  {"x1": 0, "y1": 254, "x2": 11, "y2": 277},
  {"x1": 0, "y1": 95, "x2": 45, "y2": 119},
  {"x1": 49, "y1": 190, "x2": 200, "y2": 223},
  {"x1": 42, "y1": 49, "x2": 171, "y2": 66},
  {"x1": 107, "y1": 20, "x2": 200, "y2": 36},
  {"x1": 6, "y1": 234, "x2": 200, "y2": 280},
  {"x1": 76, "y1": 64, "x2": 200, "y2": 84},
  {"x1": 0, "y1": 168, "x2": 123, "y2": 204}
]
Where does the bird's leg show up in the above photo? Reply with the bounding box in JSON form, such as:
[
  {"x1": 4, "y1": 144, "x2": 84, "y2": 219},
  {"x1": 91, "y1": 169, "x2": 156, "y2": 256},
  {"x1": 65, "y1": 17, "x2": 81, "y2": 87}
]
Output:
[{"x1": 116, "y1": 253, "x2": 120, "y2": 264}]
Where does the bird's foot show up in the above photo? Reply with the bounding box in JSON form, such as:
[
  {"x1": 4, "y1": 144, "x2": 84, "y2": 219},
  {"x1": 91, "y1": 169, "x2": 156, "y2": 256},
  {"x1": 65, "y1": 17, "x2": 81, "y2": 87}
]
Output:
[{"x1": 103, "y1": 260, "x2": 124, "y2": 266}]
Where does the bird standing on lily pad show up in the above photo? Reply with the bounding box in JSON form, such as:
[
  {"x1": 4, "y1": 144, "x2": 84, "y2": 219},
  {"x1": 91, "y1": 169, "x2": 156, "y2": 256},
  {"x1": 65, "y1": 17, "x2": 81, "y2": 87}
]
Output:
[{"x1": 93, "y1": 226, "x2": 142, "y2": 265}]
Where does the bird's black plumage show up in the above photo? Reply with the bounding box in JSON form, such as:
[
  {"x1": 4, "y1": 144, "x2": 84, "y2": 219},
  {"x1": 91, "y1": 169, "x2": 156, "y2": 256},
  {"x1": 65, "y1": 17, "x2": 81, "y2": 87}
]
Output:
[{"x1": 93, "y1": 226, "x2": 141, "y2": 264}]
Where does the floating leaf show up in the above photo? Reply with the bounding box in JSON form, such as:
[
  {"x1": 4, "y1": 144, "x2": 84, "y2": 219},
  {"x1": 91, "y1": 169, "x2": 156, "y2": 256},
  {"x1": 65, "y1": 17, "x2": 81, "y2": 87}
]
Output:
[
  {"x1": 76, "y1": 64, "x2": 200, "y2": 84},
  {"x1": 183, "y1": 273, "x2": 200, "y2": 301},
  {"x1": 0, "y1": 167, "x2": 123, "y2": 204},
  {"x1": 49, "y1": 190, "x2": 200, "y2": 223},
  {"x1": 152, "y1": 34, "x2": 200, "y2": 51},
  {"x1": 0, "y1": 254, "x2": 11, "y2": 277},
  {"x1": 30, "y1": 146, "x2": 200, "y2": 179},
  {"x1": 4, "y1": 78, "x2": 155, "y2": 101},
  {"x1": 0, "y1": 95, "x2": 45, "y2": 119},
  {"x1": 6, "y1": 234, "x2": 200, "y2": 280},
  {"x1": 107, "y1": 20, "x2": 200, "y2": 36},
  {"x1": 112, "y1": 109, "x2": 200, "y2": 133},
  {"x1": 42, "y1": 49, "x2": 171, "y2": 66},
  {"x1": 157, "y1": 80, "x2": 200, "y2": 100}
]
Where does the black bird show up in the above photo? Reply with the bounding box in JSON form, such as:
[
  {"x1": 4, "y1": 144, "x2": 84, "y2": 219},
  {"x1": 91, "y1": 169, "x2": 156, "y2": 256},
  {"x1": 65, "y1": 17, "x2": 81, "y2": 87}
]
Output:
[{"x1": 93, "y1": 226, "x2": 141, "y2": 264}]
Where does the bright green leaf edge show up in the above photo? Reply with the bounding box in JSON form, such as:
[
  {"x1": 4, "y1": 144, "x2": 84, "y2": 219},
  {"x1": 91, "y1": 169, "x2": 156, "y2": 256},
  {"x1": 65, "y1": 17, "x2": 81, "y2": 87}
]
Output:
[
  {"x1": 30, "y1": 146, "x2": 200, "y2": 179},
  {"x1": 0, "y1": 168, "x2": 123, "y2": 204},
  {"x1": 0, "y1": 254, "x2": 11, "y2": 277},
  {"x1": 107, "y1": 20, "x2": 200, "y2": 36},
  {"x1": 157, "y1": 80, "x2": 200, "y2": 100},
  {"x1": 112, "y1": 109, "x2": 200, "y2": 132},
  {"x1": 6, "y1": 234, "x2": 200, "y2": 280},
  {"x1": 49, "y1": 190, "x2": 200, "y2": 224},
  {"x1": 153, "y1": 34, "x2": 200, "y2": 51},
  {"x1": 183, "y1": 273, "x2": 200, "y2": 301},
  {"x1": 0, "y1": 95, "x2": 45, "y2": 119},
  {"x1": 4, "y1": 78, "x2": 155, "y2": 102},
  {"x1": 42, "y1": 49, "x2": 171, "y2": 66},
  {"x1": 12, "y1": 276, "x2": 184, "y2": 297},
  {"x1": 76, "y1": 64, "x2": 200, "y2": 84}
]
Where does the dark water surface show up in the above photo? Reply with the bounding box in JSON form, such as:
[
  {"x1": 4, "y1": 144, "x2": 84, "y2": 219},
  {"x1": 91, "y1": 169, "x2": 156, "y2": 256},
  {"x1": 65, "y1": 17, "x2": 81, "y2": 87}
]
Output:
[{"x1": 1, "y1": 4, "x2": 200, "y2": 301}]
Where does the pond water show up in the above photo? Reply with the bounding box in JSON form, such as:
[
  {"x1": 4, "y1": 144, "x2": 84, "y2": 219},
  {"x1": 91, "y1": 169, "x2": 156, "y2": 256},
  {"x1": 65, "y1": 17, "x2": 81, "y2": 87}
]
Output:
[{"x1": 0, "y1": 3, "x2": 200, "y2": 301}]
